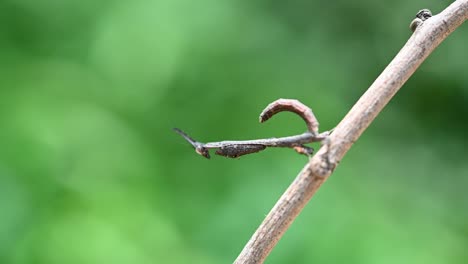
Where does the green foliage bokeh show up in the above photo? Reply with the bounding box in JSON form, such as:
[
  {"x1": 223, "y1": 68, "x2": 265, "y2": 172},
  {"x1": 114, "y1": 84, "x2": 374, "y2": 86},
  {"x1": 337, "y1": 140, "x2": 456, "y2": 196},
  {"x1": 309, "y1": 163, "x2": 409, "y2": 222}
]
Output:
[{"x1": 1, "y1": 0, "x2": 467, "y2": 263}]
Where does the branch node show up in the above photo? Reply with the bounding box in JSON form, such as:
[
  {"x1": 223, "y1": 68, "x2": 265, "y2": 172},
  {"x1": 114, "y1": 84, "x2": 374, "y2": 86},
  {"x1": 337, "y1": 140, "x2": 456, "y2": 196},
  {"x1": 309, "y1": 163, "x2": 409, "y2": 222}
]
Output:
[
  {"x1": 410, "y1": 8, "x2": 433, "y2": 32},
  {"x1": 310, "y1": 138, "x2": 336, "y2": 177}
]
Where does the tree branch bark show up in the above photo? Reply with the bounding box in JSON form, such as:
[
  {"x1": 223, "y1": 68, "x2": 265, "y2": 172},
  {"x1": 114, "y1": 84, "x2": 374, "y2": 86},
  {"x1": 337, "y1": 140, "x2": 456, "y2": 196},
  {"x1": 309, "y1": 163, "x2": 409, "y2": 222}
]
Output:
[{"x1": 234, "y1": 1, "x2": 468, "y2": 263}]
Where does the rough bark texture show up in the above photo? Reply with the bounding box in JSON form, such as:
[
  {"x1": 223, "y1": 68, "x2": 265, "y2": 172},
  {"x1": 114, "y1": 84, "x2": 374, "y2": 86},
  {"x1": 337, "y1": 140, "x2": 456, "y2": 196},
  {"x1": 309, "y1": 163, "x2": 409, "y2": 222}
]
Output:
[{"x1": 234, "y1": 1, "x2": 468, "y2": 263}]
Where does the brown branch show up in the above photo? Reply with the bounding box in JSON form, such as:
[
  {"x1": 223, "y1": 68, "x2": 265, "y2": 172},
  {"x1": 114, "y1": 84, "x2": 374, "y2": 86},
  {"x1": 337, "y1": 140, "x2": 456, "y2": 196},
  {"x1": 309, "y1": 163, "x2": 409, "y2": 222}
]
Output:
[{"x1": 234, "y1": 1, "x2": 468, "y2": 264}]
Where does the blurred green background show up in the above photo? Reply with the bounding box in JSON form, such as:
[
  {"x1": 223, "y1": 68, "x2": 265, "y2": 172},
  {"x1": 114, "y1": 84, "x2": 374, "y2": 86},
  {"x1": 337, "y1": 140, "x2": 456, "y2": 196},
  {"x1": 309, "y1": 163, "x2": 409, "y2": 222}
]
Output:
[{"x1": 1, "y1": 0, "x2": 467, "y2": 263}]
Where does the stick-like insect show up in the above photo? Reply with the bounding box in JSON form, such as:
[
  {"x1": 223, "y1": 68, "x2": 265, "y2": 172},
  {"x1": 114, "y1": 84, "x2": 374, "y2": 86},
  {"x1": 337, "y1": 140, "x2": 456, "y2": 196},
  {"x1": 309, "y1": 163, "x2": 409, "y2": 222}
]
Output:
[{"x1": 174, "y1": 99, "x2": 331, "y2": 159}]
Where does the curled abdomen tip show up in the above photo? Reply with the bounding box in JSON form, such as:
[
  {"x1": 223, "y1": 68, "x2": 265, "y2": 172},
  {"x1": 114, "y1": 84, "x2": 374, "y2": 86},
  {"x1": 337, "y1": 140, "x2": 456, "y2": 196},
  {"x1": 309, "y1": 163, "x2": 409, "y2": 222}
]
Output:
[{"x1": 258, "y1": 99, "x2": 319, "y2": 134}]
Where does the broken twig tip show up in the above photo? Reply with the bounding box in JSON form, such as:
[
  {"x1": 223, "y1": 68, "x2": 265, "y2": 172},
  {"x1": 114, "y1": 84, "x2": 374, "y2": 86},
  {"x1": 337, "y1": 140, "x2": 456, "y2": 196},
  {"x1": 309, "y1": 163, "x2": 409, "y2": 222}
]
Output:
[{"x1": 410, "y1": 8, "x2": 433, "y2": 32}]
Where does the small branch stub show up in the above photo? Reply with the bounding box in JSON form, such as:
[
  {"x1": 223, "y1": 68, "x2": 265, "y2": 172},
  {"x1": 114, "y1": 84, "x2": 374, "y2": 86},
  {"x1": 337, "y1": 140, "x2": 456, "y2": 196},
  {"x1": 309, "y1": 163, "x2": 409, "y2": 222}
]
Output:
[{"x1": 410, "y1": 9, "x2": 433, "y2": 32}]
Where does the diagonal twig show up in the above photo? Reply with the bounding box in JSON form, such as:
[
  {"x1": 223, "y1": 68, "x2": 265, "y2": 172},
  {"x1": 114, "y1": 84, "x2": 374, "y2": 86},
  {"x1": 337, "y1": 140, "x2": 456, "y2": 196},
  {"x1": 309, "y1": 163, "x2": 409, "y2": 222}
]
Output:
[
  {"x1": 233, "y1": 2, "x2": 468, "y2": 263},
  {"x1": 174, "y1": 2, "x2": 467, "y2": 263}
]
